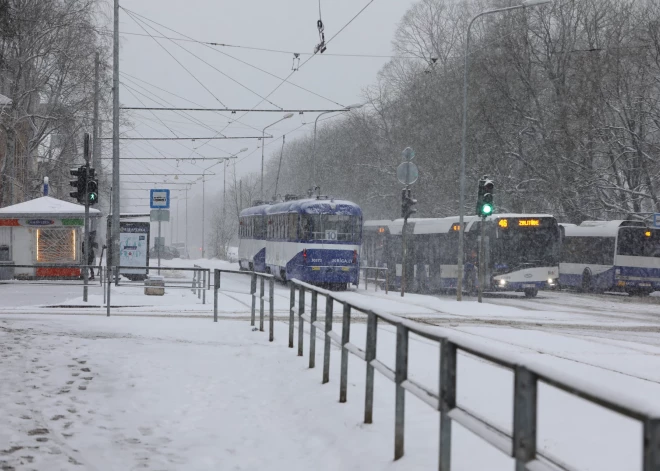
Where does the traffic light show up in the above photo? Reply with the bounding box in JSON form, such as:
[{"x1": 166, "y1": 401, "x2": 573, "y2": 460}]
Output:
[
  {"x1": 87, "y1": 168, "x2": 98, "y2": 205},
  {"x1": 69, "y1": 166, "x2": 86, "y2": 203},
  {"x1": 476, "y1": 176, "x2": 494, "y2": 217},
  {"x1": 401, "y1": 188, "x2": 417, "y2": 219}
]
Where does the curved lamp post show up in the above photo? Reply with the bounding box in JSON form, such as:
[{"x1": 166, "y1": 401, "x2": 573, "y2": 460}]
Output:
[
  {"x1": 312, "y1": 103, "x2": 365, "y2": 194},
  {"x1": 456, "y1": 0, "x2": 552, "y2": 301}
]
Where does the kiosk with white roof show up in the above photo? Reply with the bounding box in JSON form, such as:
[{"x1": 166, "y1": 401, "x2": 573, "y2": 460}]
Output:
[{"x1": 0, "y1": 196, "x2": 101, "y2": 279}]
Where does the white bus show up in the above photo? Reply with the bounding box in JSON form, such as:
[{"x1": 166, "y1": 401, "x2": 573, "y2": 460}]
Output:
[
  {"x1": 559, "y1": 220, "x2": 660, "y2": 295},
  {"x1": 363, "y1": 214, "x2": 561, "y2": 297}
]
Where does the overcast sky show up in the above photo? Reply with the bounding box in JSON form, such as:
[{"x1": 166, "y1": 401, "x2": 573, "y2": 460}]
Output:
[{"x1": 112, "y1": 0, "x2": 419, "y2": 212}]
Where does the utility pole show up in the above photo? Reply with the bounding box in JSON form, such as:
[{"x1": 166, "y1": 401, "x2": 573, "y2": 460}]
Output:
[
  {"x1": 202, "y1": 173, "x2": 205, "y2": 258},
  {"x1": 83, "y1": 133, "x2": 91, "y2": 302},
  {"x1": 185, "y1": 187, "x2": 189, "y2": 252},
  {"x1": 111, "y1": 0, "x2": 120, "y2": 278},
  {"x1": 92, "y1": 51, "x2": 100, "y2": 234}
]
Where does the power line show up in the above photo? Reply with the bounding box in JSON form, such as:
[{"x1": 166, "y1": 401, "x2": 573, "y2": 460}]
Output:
[
  {"x1": 121, "y1": 107, "x2": 351, "y2": 113},
  {"x1": 123, "y1": 7, "x2": 283, "y2": 110},
  {"x1": 122, "y1": 8, "x2": 228, "y2": 109},
  {"x1": 118, "y1": 9, "x2": 348, "y2": 107},
  {"x1": 101, "y1": 136, "x2": 267, "y2": 140},
  {"x1": 104, "y1": 29, "x2": 418, "y2": 59}
]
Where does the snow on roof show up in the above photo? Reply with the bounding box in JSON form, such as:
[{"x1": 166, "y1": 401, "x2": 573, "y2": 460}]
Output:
[
  {"x1": 0, "y1": 196, "x2": 101, "y2": 218},
  {"x1": 561, "y1": 220, "x2": 649, "y2": 238},
  {"x1": 0, "y1": 93, "x2": 11, "y2": 106}
]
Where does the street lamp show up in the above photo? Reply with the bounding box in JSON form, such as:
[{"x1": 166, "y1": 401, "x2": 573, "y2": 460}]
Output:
[
  {"x1": 312, "y1": 102, "x2": 364, "y2": 194},
  {"x1": 455, "y1": 0, "x2": 552, "y2": 301},
  {"x1": 261, "y1": 114, "x2": 294, "y2": 201}
]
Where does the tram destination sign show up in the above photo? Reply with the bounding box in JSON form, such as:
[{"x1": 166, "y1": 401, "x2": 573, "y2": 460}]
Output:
[{"x1": 654, "y1": 213, "x2": 660, "y2": 228}]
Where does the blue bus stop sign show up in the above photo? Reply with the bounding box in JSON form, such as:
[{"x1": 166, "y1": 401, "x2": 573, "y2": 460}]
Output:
[
  {"x1": 654, "y1": 213, "x2": 660, "y2": 228},
  {"x1": 150, "y1": 189, "x2": 170, "y2": 209}
]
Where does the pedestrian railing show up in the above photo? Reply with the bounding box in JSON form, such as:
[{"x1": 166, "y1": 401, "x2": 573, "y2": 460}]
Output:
[
  {"x1": 274, "y1": 278, "x2": 660, "y2": 470},
  {"x1": 192, "y1": 264, "x2": 207, "y2": 302},
  {"x1": 360, "y1": 266, "x2": 389, "y2": 294},
  {"x1": 213, "y1": 269, "x2": 275, "y2": 341}
]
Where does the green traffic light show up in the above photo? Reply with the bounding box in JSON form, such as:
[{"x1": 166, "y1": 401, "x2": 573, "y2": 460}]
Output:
[
  {"x1": 89, "y1": 193, "x2": 98, "y2": 204},
  {"x1": 481, "y1": 204, "x2": 493, "y2": 215}
]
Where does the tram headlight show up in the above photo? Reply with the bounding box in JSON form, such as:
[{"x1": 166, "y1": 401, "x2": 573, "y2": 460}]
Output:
[
  {"x1": 499, "y1": 279, "x2": 506, "y2": 287},
  {"x1": 547, "y1": 278, "x2": 554, "y2": 284}
]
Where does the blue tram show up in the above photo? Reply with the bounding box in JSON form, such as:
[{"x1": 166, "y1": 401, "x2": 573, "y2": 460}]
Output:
[{"x1": 238, "y1": 197, "x2": 362, "y2": 289}]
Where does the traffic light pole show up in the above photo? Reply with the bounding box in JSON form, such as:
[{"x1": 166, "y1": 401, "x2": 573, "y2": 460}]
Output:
[
  {"x1": 478, "y1": 216, "x2": 485, "y2": 303},
  {"x1": 83, "y1": 133, "x2": 91, "y2": 302},
  {"x1": 401, "y1": 215, "x2": 408, "y2": 298}
]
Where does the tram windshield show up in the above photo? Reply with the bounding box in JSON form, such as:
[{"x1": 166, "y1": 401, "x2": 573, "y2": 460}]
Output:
[
  {"x1": 617, "y1": 228, "x2": 660, "y2": 257},
  {"x1": 301, "y1": 214, "x2": 361, "y2": 242}
]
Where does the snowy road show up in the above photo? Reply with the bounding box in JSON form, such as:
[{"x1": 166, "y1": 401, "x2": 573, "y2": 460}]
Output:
[{"x1": 1, "y1": 261, "x2": 660, "y2": 469}]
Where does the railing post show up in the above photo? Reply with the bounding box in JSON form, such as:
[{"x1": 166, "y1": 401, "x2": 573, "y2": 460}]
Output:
[
  {"x1": 364, "y1": 268, "x2": 368, "y2": 290},
  {"x1": 213, "y1": 269, "x2": 219, "y2": 323},
  {"x1": 289, "y1": 282, "x2": 295, "y2": 348},
  {"x1": 269, "y1": 277, "x2": 274, "y2": 342},
  {"x1": 644, "y1": 418, "x2": 660, "y2": 471},
  {"x1": 364, "y1": 311, "x2": 378, "y2": 424},
  {"x1": 102, "y1": 266, "x2": 107, "y2": 305},
  {"x1": 439, "y1": 340, "x2": 457, "y2": 471},
  {"x1": 386, "y1": 269, "x2": 389, "y2": 295},
  {"x1": 309, "y1": 291, "x2": 318, "y2": 368},
  {"x1": 259, "y1": 276, "x2": 265, "y2": 332},
  {"x1": 250, "y1": 272, "x2": 257, "y2": 327},
  {"x1": 297, "y1": 285, "x2": 305, "y2": 356},
  {"x1": 513, "y1": 366, "x2": 538, "y2": 471},
  {"x1": 197, "y1": 269, "x2": 202, "y2": 299},
  {"x1": 339, "y1": 303, "x2": 352, "y2": 403},
  {"x1": 202, "y1": 270, "x2": 207, "y2": 305},
  {"x1": 322, "y1": 296, "x2": 334, "y2": 384},
  {"x1": 394, "y1": 324, "x2": 409, "y2": 461},
  {"x1": 106, "y1": 266, "x2": 112, "y2": 317}
]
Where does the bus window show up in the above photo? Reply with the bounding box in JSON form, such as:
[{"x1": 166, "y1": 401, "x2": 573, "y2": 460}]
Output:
[
  {"x1": 561, "y1": 236, "x2": 615, "y2": 265},
  {"x1": 617, "y1": 228, "x2": 660, "y2": 257}
]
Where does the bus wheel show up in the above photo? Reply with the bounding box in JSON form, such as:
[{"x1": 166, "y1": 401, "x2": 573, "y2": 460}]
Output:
[
  {"x1": 524, "y1": 288, "x2": 538, "y2": 298},
  {"x1": 580, "y1": 269, "x2": 593, "y2": 293}
]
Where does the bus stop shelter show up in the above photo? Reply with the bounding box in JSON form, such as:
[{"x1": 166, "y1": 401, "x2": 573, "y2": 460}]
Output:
[{"x1": 0, "y1": 196, "x2": 101, "y2": 279}]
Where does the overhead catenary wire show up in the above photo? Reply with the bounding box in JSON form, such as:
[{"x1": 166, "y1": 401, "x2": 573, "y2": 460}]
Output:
[
  {"x1": 121, "y1": 1, "x2": 378, "y2": 161},
  {"x1": 122, "y1": 7, "x2": 284, "y2": 111},
  {"x1": 102, "y1": 29, "x2": 419, "y2": 59},
  {"x1": 121, "y1": 7, "x2": 228, "y2": 110},
  {"x1": 119, "y1": 9, "x2": 347, "y2": 108}
]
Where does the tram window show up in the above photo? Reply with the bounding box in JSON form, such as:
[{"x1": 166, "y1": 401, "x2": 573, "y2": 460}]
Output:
[{"x1": 289, "y1": 214, "x2": 298, "y2": 240}]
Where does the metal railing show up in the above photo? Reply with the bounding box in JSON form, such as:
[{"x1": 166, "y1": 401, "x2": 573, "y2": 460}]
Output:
[
  {"x1": 360, "y1": 266, "x2": 389, "y2": 294},
  {"x1": 192, "y1": 264, "x2": 207, "y2": 303},
  {"x1": 268, "y1": 278, "x2": 660, "y2": 470},
  {"x1": 213, "y1": 268, "x2": 275, "y2": 341}
]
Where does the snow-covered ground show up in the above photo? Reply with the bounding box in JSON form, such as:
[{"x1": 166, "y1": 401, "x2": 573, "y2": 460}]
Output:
[{"x1": 1, "y1": 258, "x2": 660, "y2": 470}]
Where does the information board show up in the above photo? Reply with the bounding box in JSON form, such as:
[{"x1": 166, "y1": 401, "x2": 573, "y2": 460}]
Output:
[{"x1": 119, "y1": 222, "x2": 150, "y2": 276}]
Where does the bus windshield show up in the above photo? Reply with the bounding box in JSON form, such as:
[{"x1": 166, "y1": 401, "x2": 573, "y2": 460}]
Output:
[
  {"x1": 617, "y1": 228, "x2": 660, "y2": 257},
  {"x1": 492, "y1": 224, "x2": 560, "y2": 267}
]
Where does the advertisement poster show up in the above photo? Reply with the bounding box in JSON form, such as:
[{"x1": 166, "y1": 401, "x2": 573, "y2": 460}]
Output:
[{"x1": 119, "y1": 222, "x2": 149, "y2": 276}]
